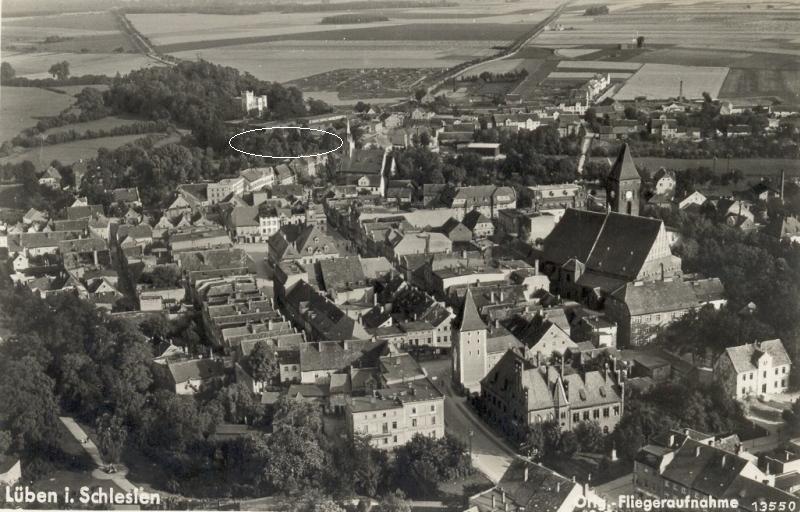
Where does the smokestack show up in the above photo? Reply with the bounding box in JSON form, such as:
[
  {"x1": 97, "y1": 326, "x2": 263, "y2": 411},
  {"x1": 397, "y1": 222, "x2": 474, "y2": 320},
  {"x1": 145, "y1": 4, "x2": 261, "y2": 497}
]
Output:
[{"x1": 524, "y1": 465, "x2": 529, "y2": 482}]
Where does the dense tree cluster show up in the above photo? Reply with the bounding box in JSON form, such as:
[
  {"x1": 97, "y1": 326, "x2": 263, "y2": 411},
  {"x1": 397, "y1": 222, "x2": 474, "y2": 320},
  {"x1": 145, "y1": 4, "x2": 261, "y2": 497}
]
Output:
[
  {"x1": 584, "y1": 5, "x2": 609, "y2": 15},
  {"x1": 78, "y1": 141, "x2": 217, "y2": 209},
  {"x1": 104, "y1": 60, "x2": 327, "y2": 151},
  {"x1": 612, "y1": 380, "x2": 746, "y2": 462},
  {"x1": 0, "y1": 278, "x2": 472, "y2": 501}
]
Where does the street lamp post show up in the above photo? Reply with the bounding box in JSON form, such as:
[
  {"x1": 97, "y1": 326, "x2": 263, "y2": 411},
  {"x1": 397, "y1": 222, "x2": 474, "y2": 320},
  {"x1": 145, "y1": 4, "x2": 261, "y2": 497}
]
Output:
[{"x1": 469, "y1": 429, "x2": 474, "y2": 460}]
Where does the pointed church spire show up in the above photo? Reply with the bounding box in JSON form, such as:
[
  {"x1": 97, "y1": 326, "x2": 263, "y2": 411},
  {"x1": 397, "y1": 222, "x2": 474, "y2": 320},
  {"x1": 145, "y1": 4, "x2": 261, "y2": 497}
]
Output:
[
  {"x1": 459, "y1": 287, "x2": 486, "y2": 332},
  {"x1": 609, "y1": 143, "x2": 640, "y2": 182}
]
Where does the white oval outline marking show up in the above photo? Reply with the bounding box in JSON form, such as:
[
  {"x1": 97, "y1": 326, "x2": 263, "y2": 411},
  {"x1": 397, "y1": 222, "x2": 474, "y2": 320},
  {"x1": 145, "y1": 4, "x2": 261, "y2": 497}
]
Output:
[{"x1": 228, "y1": 126, "x2": 344, "y2": 159}]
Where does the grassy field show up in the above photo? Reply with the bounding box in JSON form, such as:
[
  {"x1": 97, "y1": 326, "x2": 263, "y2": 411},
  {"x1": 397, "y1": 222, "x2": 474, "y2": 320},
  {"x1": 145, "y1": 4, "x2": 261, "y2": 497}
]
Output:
[
  {"x1": 587, "y1": 156, "x2": 800, "y2": 177},
  {"x1": 614, "y1": 63, "x2": 729, "y2": 100},
  {"x1": 3, "y1": 51, "x2": 161, "y2": 79},
  {"x1": 720, "y1": 68, "x2": 800, "y2": 105},
  {"x1": 534, "y1": 5, "x2": 800, "y2": 54},
  {"x1": 172, "y1": 40, "x2": 496, "y2": 82},
  {"x1": 0, "y1": 133, "x2": 160, "y2": 170},
  {"x1": 0, "y1": 85, "x2": 76, "y2": 143},
  {"x1": 2, "y1": 11, "x2": 135, "y2": 53}
]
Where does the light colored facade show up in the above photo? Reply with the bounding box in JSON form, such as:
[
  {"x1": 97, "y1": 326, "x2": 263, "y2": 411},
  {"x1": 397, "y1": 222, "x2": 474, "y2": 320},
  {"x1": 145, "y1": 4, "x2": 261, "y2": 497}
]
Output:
[
  {"x1": 242, "y1": 90, "x2": 268, "y2": 114},
  {"x1": 715, "y1": 339, "x2": 791, "y2": 400},
  {"x1": 346, "y1": 388, "x2": 444, "y2": 450},
  {"x1": 452, "y1": 289, "x2": 489, "y2": 393},
  {"x1": 208, "y1": 177, "x2": 245, "y2": 204}
]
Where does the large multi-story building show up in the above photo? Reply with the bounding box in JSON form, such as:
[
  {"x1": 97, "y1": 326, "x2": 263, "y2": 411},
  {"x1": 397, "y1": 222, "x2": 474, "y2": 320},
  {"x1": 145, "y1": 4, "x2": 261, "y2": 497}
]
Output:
[
  {"x1": 633, "y1": 428, "x2": 798, "y2": 509},
  {"x1": 714, "y1": 339, "x2": 791, "y2": 400},
  {"x1": 480, "y1": 349, "x2": 623, "y2": 439},
  {"x1": 208, "y1": 177, "x2": 245, "y2": 204},
  {"x1": 345, "y1": 352, "x2": 444, "y2": 450}
]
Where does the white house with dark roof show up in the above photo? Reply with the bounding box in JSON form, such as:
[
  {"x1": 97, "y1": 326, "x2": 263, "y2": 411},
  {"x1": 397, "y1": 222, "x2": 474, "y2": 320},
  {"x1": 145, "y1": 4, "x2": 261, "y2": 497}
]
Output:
[{"x1": 715, "y1": 339, "x2": 791, "y2": 400}]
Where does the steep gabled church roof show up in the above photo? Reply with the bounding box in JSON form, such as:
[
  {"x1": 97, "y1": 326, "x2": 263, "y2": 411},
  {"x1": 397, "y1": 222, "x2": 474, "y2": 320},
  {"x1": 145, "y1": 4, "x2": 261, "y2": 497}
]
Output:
[
  {"x1": 458, "y1": 287, "x2": 486, "y2": 332},
  {"x1": 609, "y1": 143, "x2": 641, "y2": 182}
]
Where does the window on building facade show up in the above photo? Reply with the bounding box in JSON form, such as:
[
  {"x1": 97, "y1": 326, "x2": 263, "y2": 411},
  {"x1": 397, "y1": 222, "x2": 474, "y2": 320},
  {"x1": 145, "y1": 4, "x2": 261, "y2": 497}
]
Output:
[{"x1": 412, "y1": 419, "x2": 417, "y2": 427}]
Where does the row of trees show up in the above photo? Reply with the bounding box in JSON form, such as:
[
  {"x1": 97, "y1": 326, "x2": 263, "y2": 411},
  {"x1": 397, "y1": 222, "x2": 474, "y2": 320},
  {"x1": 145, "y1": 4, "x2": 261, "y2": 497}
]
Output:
[{"x1": 12, "y1": 119, "x2": 171, "y2": 148}]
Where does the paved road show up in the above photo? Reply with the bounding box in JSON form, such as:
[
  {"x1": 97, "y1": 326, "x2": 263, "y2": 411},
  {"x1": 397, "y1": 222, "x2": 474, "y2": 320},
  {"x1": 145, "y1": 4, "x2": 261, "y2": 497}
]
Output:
[
  {"x1": 420, "y1": 359, "x2": 516, "y2": 483},
  {"x1": 59, "y1": 417, "x2": 140, "y2": 495},
  {"x1": 427, "y1": 1, "x2": 569, "y2": 94}
]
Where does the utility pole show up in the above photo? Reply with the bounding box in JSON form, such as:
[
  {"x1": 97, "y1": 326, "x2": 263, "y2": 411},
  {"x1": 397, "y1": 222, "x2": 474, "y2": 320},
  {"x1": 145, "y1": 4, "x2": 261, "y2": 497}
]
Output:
[{"x1": 469, "y1": 429, "x2": 474, "y2": 459}]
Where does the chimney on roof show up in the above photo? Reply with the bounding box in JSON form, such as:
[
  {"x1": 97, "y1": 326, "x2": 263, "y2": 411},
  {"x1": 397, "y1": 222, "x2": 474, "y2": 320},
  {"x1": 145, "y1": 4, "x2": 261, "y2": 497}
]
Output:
[
  {"x1": 500, "y1": 289, "x2": 505, "y2": 302},
  {"x1": 501, "y1": 489, "x2": 506, "y2": 504},
  {"x1": 669, "y1": 434, "x2": 675, "y2": 447},
  {"x1": 786, "y1": 451, "x2": 792, "y2": 461}
]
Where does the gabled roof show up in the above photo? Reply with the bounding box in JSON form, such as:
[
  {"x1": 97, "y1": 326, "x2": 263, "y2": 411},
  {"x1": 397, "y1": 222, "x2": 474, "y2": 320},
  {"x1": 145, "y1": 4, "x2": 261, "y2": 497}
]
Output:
[
  {"x1": 340, "y1": 148, "x2": 385, "y2": 175},
  {"x1": 167, "y1": 358, "x2": 225, "y2": 384},
  {"x1": 609, "y1": 143, "x2": 640, "y2": 182},
  {"x1": 462, "y1": 209, "x2": 492, "y2": 230},
  {"x1": 611, "y1": 279, "x2": 699, "y2": 316},
  {"x1": 493, "y1": 458, "x2": 578, "y2": 512},
  {"x1": 319, "y1": 256, "x2": 367, "y2": 291},
  {"x1": 723, "y1": 339, "x2": 791, "y2": 374},
  {"x1": 543, "y1": 209, "x2": 606, "y2": 265},
  {"x1": 584, "y1": 213, "x2": 662, "y2": 279},
  {"x1": 458, "y1": 287, "x2": 486, "y2": 332},
  {"x1": 112, "y1": 187, "x2": 141, "y2": 203}
]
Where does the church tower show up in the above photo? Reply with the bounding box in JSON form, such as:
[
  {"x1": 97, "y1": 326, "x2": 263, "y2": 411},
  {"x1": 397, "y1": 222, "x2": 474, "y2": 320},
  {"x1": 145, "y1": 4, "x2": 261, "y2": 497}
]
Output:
[
  {"x1": 607, "y1": 143, "x2": 641, "y2": 216},
  {"x1": 453, "y1": 287, "x2": 488, "y2": 393}
]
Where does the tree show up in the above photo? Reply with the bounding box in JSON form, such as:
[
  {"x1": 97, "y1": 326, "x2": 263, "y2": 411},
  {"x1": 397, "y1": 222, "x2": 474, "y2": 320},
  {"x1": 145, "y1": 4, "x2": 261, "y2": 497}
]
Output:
[
  {"x1": 48, "y1": 60, "x2": 70, "y2": 80},
  {"x1": 783, "y1": 398, "x2": 800, "y2": 434},
  {"x1": 414, "y1": 88, "x2": 427, "y2": 103},
  {"x1": 0, "y1": 356, "x2": 60, "y2": 452},
  {"x1": 559, "y1": 430, "x2": 579, "y2": 457},
  {"x1": 248, "y1": 341, "x2": 280, "y2": 385},
  {"x1": 522, "y1": 423, "x2": 544, "y2": 459},
  {"x1": 574, "y1": 421, "x2": 604, "y2": 453},
  {"x1": 1, "y1": 62, "x2": 15, "y2": 81},
  {"x1": 541, "y1": 419, "x2": 561, "y2": 458},
  {"x1": 375, "y1": 491, "x2": 411, "y2": 512},
  {"x1": 393, "y1": 434, "x2": 472, "y2": 495},
  {"x1": 96, "y1": 413, "x2": 127, "y2": 463}
]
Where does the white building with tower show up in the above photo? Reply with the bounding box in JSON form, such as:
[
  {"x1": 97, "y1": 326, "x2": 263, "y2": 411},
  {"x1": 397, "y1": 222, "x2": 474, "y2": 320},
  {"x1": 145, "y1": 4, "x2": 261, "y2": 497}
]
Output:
[{"x1": 241, "y1": 90, "x2": 268, "y2": 116}]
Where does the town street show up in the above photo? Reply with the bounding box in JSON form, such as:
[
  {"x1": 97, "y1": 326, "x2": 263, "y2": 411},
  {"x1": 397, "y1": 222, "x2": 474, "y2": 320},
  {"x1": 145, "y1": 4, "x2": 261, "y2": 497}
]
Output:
[{"x1": 420, "y1": 357, "x2": 516, "y2": 483}]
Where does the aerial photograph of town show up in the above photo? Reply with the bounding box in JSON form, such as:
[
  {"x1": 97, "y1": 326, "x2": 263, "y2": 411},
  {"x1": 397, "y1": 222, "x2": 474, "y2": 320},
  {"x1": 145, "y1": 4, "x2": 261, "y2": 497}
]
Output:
[{"x1": 0, "y1": 0, "x2": 799, "y2": 510}]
